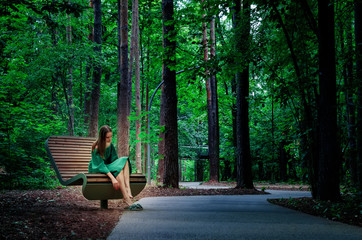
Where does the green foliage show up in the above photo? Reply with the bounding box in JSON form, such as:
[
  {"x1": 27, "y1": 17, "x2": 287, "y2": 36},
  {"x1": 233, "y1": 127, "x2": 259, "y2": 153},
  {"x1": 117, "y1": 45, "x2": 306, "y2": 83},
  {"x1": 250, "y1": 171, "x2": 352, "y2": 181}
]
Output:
[
  {"x1": 270, "y1": 190, "x2": 362, "y2": 226},
  {"x1": 0, "y1": 0, "x2": 89, "y2": 189},
  {"x1": 0, "y1": 0, "x2": 359, "y2": 191}
]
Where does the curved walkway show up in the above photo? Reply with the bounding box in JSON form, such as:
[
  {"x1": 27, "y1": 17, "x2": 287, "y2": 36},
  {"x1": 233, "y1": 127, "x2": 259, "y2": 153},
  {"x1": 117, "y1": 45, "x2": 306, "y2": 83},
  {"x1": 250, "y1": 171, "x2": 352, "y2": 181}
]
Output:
[{"x1": 108, "y1": 188, "x2": 362, "y2": 240}]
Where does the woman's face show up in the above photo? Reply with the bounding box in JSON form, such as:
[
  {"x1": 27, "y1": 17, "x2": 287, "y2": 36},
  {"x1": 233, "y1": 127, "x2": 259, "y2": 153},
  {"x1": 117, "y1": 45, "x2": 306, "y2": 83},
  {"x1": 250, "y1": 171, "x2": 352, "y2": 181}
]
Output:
[{"x1": 105, "y1": 131, "x2": 112, "y2": 145}]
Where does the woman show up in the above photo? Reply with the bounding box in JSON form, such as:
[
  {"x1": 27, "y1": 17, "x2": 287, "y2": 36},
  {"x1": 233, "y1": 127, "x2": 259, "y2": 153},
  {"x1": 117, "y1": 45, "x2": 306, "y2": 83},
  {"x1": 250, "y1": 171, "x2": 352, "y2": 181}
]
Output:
[{"x1": 88, "y1": 125, "x2": 140, "y2": 209}]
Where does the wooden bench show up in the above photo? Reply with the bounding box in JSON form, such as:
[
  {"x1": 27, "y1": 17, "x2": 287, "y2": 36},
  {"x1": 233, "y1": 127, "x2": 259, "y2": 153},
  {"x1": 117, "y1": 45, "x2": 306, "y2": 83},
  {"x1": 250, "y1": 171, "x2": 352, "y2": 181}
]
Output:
[{"x1": 45, "y1": 136, "x2": 147, "y2": 209}]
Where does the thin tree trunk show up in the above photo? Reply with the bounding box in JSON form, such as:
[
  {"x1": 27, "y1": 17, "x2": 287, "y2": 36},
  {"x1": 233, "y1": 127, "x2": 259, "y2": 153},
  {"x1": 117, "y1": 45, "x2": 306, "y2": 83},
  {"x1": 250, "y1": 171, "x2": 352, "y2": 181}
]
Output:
[
  {"x1": 88, "y1": 0, "x2": 102, "y2": 137},
  {"x1": 134, "y1": 0, "x2": 142, "y2": 173},
  {"x1": 317, "y1": 0, "x2": 340, "y2": 201},
  {"x1": 117, "y1": 0, "x2": 130, "y2": 156},
  {"x1": 207, "y1": 16, "x2": 220, "y2": 182},
  {"x1": 66, "y1": 4, "x2": 74, "y2": 136},
  {"x1": 162, "y1": 0, "x2": 178, "y2": 188},
  {"x1": 143, "y1": 1, "x2": 151, "y2": 175}
]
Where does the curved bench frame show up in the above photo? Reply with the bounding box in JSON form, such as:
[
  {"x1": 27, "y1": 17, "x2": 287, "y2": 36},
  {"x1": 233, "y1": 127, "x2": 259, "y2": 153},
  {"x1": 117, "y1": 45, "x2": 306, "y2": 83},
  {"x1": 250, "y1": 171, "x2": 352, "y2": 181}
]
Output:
[{"x1": 45, "y1": 136, "x2": 146, "y2": 209}]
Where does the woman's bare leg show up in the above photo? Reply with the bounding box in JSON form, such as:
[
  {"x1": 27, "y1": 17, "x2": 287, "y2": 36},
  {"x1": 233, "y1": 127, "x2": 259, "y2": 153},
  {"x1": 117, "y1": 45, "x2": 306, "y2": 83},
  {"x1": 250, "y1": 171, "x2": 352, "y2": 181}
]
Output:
[
  {"x1": 123, "y1": 161, "x2": 133, "y2": 198},
  {"x1": 116, "y1": 170, "x2": 133, "y2": 206}
]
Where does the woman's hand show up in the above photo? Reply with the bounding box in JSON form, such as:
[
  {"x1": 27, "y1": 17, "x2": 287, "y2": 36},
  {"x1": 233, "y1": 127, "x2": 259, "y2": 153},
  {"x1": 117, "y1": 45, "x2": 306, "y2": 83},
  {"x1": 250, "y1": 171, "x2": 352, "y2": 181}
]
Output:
[
  {"x1": 112, "y1": 179, "x2": 120, "y2": 190},
  {"x1": 107, "y1": 172, "x2": 120, "y2": 190}
]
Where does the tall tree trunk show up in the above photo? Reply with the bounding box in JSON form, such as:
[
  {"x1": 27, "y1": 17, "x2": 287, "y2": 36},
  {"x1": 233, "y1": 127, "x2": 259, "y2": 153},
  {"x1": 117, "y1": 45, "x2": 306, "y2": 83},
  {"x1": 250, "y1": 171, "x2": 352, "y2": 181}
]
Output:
[
  {"x1": 117, "y1": 0, "x2": 130, "y2": 156},
  {"x1": 88, "y1": 0, "x2": 102, "y2": 137},
  {"x1": 231, "y1": 2, "x2": 239, "y2": 180},
  {"x1": 128, "y1": 0, "x2": 136, "y2": 117},
  {"x1": 206, "y1": 15, "x2": 220, "y2": 182},
  {"x1": 134, "y1": 0, "x2": 142, "y2": 173},
  {"x1": 355, "y1": 0, "x2": 362, "y2": 192},
  {"x1": 235, "y1": 0, "x2": 254, "y2": 189},
  {"x1": 162, "y1": 0, "x2": 178, "y2": 188},
  {"x1": 317, "y1": 0, "x2": 340, "y2": 201}
]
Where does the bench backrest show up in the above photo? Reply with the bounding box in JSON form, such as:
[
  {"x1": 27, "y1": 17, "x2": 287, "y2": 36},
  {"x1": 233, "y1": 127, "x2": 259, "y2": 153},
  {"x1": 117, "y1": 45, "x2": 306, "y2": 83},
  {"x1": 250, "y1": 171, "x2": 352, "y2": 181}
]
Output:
[{"x1": 46, "y1": 136, "x2": 96, "y2": 182}]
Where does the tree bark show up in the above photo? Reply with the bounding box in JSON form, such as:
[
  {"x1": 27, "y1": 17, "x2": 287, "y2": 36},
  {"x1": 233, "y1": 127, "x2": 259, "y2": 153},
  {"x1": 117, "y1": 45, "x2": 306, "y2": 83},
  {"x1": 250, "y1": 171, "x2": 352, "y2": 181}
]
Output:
[
  {"x1": 162, "y1": 0, "x2": 178, "y2": 188},
  {"x1": 207, "y1": 16, "x2": 220, "y2": 182},
  {"x1": 235, "y1": 0, "x2": 254, "y2": 189},
  {"x1": 231, "y1": 1, "x2": 239, "y2": 180},
  {"x1": 134, "y1": 0, "x2": 142, "y2": 173},
  {"x1": 128, "y1": 0, "x2": 142, "y2": 172},
  {"x1": 128, "y1": 0, "x2": 136, "y2": 117},
  {"x1": 117, "y1": 0, "x2": 130, "y2": 156},
  {"x1": 317, "y1": 0, "x2": 340, "y2": 201},
  {"x1": 88, "y1": 0, "x2": 102, "y2": 137}
]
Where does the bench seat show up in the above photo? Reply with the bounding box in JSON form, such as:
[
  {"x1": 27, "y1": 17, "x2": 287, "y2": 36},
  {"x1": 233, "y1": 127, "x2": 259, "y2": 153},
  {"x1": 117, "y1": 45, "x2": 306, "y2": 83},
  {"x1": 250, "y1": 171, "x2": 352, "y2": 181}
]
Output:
[{"x1": 45, "y1": 135, "x2": 146, "y2": 208}]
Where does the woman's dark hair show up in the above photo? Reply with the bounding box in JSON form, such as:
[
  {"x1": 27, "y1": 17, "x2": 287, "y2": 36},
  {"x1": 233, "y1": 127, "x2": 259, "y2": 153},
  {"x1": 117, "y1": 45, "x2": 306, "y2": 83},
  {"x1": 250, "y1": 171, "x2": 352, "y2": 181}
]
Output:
[{"x1": 92, "y1": 125, "x2": 112, "y2": 158}]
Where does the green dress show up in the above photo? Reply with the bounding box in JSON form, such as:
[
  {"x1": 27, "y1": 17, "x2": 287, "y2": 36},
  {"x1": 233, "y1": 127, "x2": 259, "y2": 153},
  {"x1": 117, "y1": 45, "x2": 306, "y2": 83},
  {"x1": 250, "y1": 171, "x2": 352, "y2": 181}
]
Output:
[{"x1": 88, "y1": 144, "x2": 129, "y2": 177}]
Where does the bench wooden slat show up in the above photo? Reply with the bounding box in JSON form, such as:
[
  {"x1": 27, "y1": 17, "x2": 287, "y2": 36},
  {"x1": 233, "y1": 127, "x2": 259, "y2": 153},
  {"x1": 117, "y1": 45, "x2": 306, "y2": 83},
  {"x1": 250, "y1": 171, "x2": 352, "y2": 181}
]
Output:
[
  {"x1": 54, "y1": 157, "x2": 90, "y2": 162},
  {"x1": 45, "y1": 135, "x2": 147, "y2": 209},
  {"x1": 56, "y1": 163, "x2": 90, "y2": 166},
  {"x1": 51, "y1": 151, "x2": 91, "y2": 156},
  {"x1": 48, "y1": 148, "x2": 91, "y2": 153},
  {"x1": 48, "y1": 144, "x2": 94, "y2": 149},
  {"x1": 47, "y1": 137, "x2": 95, "y2": 142}
]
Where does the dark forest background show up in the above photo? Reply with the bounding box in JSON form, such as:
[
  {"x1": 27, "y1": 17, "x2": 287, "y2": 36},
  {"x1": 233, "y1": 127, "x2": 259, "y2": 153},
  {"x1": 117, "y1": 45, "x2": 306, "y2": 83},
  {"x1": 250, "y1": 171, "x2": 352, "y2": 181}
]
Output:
[{"x1": 1, "y1": 0, "x2": 362, "y2": 202}]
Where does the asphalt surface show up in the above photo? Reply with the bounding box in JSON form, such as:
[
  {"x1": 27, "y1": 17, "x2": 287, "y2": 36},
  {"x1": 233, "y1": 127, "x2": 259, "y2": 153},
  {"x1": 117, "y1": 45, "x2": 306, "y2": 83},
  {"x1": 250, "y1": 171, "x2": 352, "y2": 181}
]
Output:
[{"x1": 108, "y1": 184, "x2": 362, "y2": 240}]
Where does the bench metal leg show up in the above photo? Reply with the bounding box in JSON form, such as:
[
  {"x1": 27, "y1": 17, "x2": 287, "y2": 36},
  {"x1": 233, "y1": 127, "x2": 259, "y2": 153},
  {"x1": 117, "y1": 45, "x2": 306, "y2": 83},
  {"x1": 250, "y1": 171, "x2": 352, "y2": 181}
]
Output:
[{"x1": 100, "y1": 200, "x2": 108, "y2": 209}]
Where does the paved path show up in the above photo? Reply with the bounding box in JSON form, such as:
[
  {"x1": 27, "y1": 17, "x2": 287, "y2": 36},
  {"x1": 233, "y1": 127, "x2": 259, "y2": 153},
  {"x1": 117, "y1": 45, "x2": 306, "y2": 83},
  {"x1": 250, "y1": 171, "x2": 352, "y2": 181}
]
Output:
[{"x1": 108, "y1": 187, "x2": 362, "y2": 240}]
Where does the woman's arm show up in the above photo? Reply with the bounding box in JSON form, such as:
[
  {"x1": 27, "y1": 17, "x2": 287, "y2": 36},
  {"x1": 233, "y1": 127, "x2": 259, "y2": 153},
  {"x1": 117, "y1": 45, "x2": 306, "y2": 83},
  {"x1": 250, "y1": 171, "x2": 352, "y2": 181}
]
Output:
[
  {"x1": 89, "y1": 148, "x2": 120, "y2": 190},
  {"x1": 106, "y1": 172, "x2": 120, "y2": 190}
]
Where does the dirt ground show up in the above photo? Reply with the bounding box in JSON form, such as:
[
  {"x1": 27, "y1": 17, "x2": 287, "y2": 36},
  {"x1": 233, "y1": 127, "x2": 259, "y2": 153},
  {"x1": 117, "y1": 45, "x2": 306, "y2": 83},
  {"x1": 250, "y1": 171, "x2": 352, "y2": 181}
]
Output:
[{"x1": 0, "y1": 183, "x2": 360, "y2": 239}]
